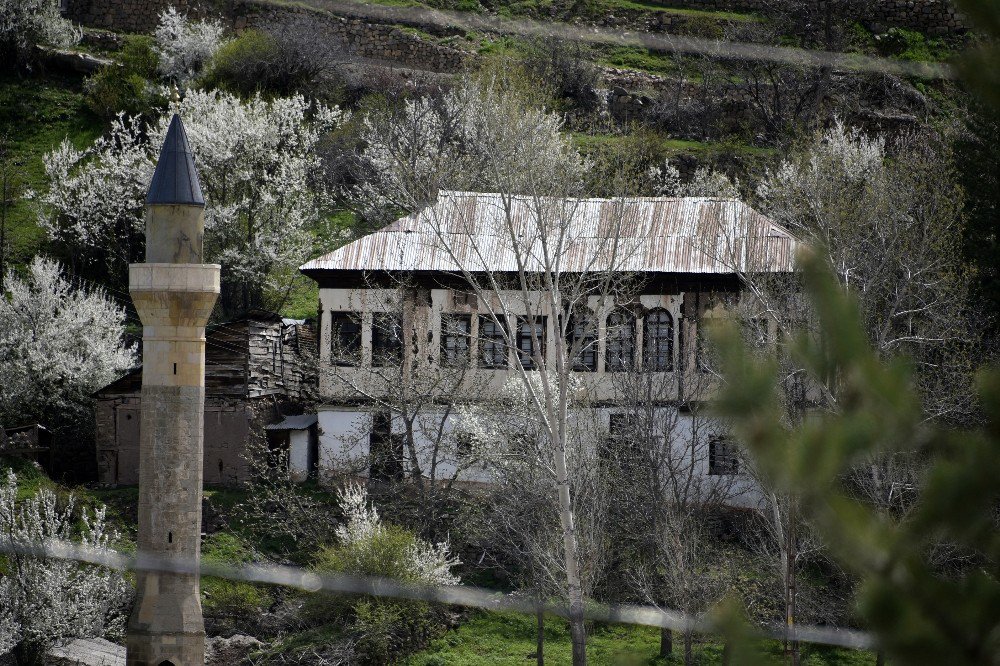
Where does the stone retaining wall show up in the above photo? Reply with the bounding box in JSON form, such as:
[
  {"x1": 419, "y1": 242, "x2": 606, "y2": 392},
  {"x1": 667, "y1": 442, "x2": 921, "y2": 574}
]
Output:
[
  {"x1": 230, "y1": 1, "x2": 469, "y2": 73},
  {"x1": 63, "y1": 0, "x2": 207, "y2": 33}
]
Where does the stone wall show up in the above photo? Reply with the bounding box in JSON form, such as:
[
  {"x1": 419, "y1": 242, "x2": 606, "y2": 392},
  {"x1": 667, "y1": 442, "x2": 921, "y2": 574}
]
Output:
[
  {"x1": 229, "y1": 1, "x2": 469, "y2": 73},
  {"x1": 63, "y1": 0, "x2": 210, "y2": 33}
]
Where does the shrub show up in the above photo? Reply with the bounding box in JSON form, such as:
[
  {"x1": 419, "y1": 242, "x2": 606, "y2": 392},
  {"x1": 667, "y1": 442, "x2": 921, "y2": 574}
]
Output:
[
  {"x1": 0, "y1": 470, "x2": 130, "y2": 661},
  {"x1": 84, "y1": 35, "x2": 162, "y2": 120},
  {"x1": 204, "y1": 16, "x2": 343, "y2": 100},
  {"x1": 521, "y1": 39, "x2": 600, "y2": 111},
  {"x1": 302, "y1": 485, "x2": 460, "y2": 664}
]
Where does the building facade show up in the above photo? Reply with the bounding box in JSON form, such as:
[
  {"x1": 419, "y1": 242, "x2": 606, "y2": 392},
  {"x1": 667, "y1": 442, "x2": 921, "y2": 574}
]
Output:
[{"x1": 300, "y1": 191, "x2": 798, "y2": 495}]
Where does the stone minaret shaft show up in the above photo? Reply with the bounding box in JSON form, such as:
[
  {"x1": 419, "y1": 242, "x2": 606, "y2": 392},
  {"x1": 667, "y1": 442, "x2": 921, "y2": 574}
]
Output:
[{"x1": 127, "y1": 115, "x2": 219, "y2": 666}]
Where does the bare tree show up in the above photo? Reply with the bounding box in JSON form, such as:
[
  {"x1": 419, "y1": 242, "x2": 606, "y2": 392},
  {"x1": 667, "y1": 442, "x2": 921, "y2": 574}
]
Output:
[
  {"x1": 610, "y1": 364, "x2": 744, "y2": 664},
  {"x1": 319, "y1": 278, "x2": 494, "y2": 540},
  {"x1": 350, "y1": 70, "x2": 651, "y2": 664}
]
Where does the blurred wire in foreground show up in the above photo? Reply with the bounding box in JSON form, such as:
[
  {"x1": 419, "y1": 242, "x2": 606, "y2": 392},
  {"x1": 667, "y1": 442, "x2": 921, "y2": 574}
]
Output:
[{"x1": 1, "y1": 538, "x2": 876, "y2": 651}]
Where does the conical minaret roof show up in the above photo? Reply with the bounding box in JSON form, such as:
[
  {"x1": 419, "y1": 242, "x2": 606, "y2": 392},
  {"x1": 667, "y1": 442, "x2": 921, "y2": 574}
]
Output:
[{"x1": 145, "y1": 114, "x2": 205, "y2": 207}]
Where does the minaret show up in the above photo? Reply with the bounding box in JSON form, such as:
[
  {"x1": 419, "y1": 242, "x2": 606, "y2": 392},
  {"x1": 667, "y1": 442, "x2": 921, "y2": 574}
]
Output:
[{"x1": 126, "y1": 114, "x2": 219, "y2": 666}]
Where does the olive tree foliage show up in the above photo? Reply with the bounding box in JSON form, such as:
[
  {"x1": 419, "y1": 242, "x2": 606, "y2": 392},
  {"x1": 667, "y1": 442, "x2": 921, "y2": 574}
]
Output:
[
  {"x1": 715, "y1": 252, "x2": 1000, "y2": 666},
  {"x1": 0, "y1": 257, "x2": 136, "y2": 435},
  {"x1": 0, "y1": 471, "x2": 131, "y2": 660},
  {"x1": 153, "y1": 7, "x2": 227, "y2": 84},
  {"x1": 38, "y1": 90, "x2": 343, "y2": 313},
  {"x1": 0, "y1": 0, "x2": 80, "y2": 65}
]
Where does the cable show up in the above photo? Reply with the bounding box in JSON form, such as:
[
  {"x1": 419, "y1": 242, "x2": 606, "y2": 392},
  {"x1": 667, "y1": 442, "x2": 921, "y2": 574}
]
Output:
[{"x1": 1, "y1": 538, "x2": 877, "y2": 651}]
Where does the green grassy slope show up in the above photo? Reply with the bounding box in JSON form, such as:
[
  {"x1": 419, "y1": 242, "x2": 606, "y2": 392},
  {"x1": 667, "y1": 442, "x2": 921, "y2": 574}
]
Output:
[
  {"x1": 407, "y1": 611, "x2": 878, "y2": 665},
  {"x1": 1, "y1": 73, "x2": 104, "y2": 269}
]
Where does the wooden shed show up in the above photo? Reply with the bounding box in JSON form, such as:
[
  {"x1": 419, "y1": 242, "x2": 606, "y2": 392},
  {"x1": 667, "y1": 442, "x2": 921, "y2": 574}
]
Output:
[{"x1": 94, "y1": 311, "x2": 316, "y2": 486}]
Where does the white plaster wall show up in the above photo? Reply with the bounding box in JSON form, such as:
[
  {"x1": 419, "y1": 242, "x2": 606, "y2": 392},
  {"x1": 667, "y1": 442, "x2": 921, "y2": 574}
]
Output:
[
  {"x1": 316, "y1": 404, "x2": 761, "y2": 507},
  {"x1": 289, "y1": 430, "x2": 311, "y2": 482}
]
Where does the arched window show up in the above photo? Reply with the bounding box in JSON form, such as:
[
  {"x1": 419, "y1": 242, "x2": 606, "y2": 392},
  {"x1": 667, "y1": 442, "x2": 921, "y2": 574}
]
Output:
[
  {"x1": 643, "y1": 309, "x2": 673, "y2": 371},
  {"x1": 605, "y1": 310, "x2": 635, "y2": 372}
]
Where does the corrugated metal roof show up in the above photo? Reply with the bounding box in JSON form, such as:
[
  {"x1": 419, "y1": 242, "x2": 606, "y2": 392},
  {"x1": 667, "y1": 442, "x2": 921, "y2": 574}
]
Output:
[{"x1": 301, "y1": 191, "x2": 797, "y2": 275}]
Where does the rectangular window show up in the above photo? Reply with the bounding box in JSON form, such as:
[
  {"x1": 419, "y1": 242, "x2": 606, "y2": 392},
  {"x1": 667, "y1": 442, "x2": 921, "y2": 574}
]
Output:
[
  {"x1": 479, "y1": 315, "x2": 508, "y2": 369},
  {"x1": 330, "y1": 312, "x2": 362, "y2": 366},
  {"x1": 605, "y1": 311, "x2": 636, "y2": 372},
  {"x1": 372, "y1": 314, "x2": 403, "y2": 366},
  {"x1": 441, "y1": 314, "x2": 472, "y2": 367},
  {"x1": 567, "y1": 315, "x2": 597, "y2": 372},
  {"x1": 370, "y1": 412, "x2": 404, "y2": 481},
  {"x1": 517, "y1": 316, "x2": 547, "y2": 370},
  {"x1": 708, "y1": 436, "x2": 738, "y2": 476},
  {"x1": 696, "y1": 322, "x2": 712, "y2": 373}
]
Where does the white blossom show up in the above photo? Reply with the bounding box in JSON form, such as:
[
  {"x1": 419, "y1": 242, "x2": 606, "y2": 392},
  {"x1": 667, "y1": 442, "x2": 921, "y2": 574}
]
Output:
[
  {"x1": 38, "y1": 114, "x2": 151, "y2": 270},
  {"x1": 335, "y1": 483, "x2": 382, "y2": 547},
  {"x1": 153, "y1": 7, "x2": 227, "y2": 84},
  {"x1": 0, "y1": 0, "x2": 80, "y2": 55},
  {"x1": 0, "y1": 471, "x2": 130, "y2": 657},
  {"x1": 0, "y1": 257, "x2": 136, "y2": 428},
  {"x1": 335, "y1": 483, "x2": 460, "y2": 585},
  {"x1": 647, "y1": 161, "x2": 740, "y2": 198},
  {"x1": 39, "y1": 90, "x2": 343, "y2": 302}
]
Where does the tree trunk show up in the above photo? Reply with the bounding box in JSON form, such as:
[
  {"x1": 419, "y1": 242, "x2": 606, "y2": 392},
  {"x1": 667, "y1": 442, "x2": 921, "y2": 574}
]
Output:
[
  {"x1": 876, "y1": 650, "x2": 885, "y2": 666},
  {"x1": 683, "y1": 630, "x2": 693, "y2": 666},
  {"x1": 553, "y1": 437, "x2": 586, "y2": 665},
  {"x1": 722, "y1": 640, "x2": 732, "y2": 665},
  {"x1": 659, "y1": 627, "x2": 672, "y2": 658},
  {"x1": 536, "y1": 606, "x2": 545, "y2": 666}
]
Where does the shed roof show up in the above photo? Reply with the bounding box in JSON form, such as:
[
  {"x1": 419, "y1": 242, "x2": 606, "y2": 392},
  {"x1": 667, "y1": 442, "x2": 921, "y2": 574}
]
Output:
[
  {"x1": 301, "y1": 191, "x2": 797, "y2": 276},
  {"x1": 265, "y1": 414, "x2": 318, "y2": 431}
]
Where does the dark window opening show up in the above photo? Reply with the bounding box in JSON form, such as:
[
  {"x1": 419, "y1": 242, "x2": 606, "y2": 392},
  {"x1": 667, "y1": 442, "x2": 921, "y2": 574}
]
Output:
[
  {"x1": 370, "y1": 412, "x2": 404, "y2": 482},
  {"x1": 173, "y1": 363, "x2": 177, "y2": 375},
  {"x1": 601, "y1": 413, "x2": 639, "y2": 471},
  {"x1": 158, "y1": 661, "x2": 176, "y2": 666},
  {"x1": 167, "y1": 531, "x2": 172, "y2": 544},
  {"x1": 479, "y1": 316, "x2": 508, "y2": 369},
  {"x1": 330, "y1": 312, "x2": 362, "y2": 366},
  {"x1": 708, "y1": 436, "x2": 739, "y2": 476},
  {"x1": 696, "y1": 322, "x2": 713, "y2": 373},
  {"x1": 567, "y1": 314, "x2": 597, "y2": 372},
  {"x1": 441, "y1": 315, "x2": 472, "y2": 367},
  {"x1": 372, "y1": 314, "x2": 404, "y2": 366},
  {"x1": 643, "y1": 309, "x2": 674, "y2": 372},
  {"x1": 455, "y1": 432, "x2": 474, "y2": 458},
  {"x1": 517, "y1": 316, "x2": 546, "y2": 370},
  {"x1": 605, "y1": 310, "x2": 635, "y2": 372}
]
